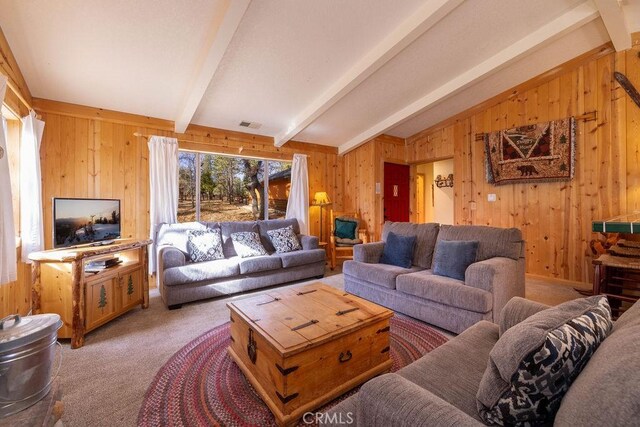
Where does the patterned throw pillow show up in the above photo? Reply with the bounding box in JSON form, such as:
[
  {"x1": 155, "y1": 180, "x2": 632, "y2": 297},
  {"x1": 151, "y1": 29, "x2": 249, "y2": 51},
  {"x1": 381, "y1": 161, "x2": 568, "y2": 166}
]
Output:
[
  {"x1": 230, "y1": 231, "x2": 268, "y2": 258},
  {"x1": 267, "y1": 225, "x2": 302, "y2": 253},
  {"x1": 186, "y1": 229, "x2": 224, "y2": 262},
  {"x1": 477, "y1": 296, "x2": 612, "y2": 426}
]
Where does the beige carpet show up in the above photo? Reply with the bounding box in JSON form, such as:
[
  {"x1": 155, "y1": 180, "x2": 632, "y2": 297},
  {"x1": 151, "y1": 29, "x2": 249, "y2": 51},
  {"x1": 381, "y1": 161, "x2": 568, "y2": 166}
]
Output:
[
  {"x1": 58, "y1": 274, "x2": 345, "y2": 427},
  {"x1": 57, "y1": 272, "x2": 585, "y2": 426}
]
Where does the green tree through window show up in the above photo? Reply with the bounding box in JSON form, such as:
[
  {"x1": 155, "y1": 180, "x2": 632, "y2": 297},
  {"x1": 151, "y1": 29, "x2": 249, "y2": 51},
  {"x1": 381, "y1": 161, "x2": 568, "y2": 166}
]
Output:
[{"x1": 178, "y1": 152, "x2": 291, "y2": 223}]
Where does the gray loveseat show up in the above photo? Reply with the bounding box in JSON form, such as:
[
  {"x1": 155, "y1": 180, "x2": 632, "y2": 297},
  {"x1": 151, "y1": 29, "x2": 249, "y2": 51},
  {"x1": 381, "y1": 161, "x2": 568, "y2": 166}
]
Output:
[
  {"x1": 344, "y1": 222, "x2": 525, "y2": 333},
  {"x1": 324, "y1": 297, "x2": 640, "y2": 426},
  {"x1": 155, "y1": 219, "x2": 325, "y2": 308}
]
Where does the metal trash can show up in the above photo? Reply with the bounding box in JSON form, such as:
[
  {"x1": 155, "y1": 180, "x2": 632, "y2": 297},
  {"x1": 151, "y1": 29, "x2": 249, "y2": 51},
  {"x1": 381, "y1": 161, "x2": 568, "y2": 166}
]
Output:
[{"x1": 0, "y1": 314, "x2": 62, "y2": 417}]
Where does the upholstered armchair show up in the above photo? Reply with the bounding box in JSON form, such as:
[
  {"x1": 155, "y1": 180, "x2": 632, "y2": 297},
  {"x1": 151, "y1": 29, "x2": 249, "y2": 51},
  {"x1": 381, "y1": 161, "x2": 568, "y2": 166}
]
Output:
[{"x1": 328, "y1": 210, "x2": 368, "y2": 270}]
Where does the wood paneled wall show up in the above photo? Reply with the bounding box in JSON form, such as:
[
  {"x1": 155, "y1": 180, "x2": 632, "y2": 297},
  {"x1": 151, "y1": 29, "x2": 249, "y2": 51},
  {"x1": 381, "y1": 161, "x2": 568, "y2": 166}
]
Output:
[
  {"x1": 35, "y1": 100, "x2": 343, "y2": 253},
  {"x1": 404, "y1": 42, "x2": 640, "y2": 283},
  {"x1": 0, "y1": 98, "x2": 341, "y2": 317},
  {"x1": 342, "y1": 135, "x2": 404, "y2": 241}
]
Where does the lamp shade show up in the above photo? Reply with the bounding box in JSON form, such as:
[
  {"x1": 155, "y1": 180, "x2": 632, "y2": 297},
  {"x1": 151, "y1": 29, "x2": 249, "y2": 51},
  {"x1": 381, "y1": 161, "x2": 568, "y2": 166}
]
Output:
[{"x1": 313, "y1": 191, "x2": 331, "y2": 205}]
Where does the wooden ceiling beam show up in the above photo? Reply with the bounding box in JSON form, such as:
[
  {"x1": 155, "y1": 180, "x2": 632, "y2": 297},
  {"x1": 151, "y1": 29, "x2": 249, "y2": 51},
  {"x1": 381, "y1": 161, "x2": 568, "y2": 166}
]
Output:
[
  {"x1": 173, "y1": 0, "x2": 250, "y2": 133},
  {"x1": 273, "y1": 0, "x2": 464, "y2": 148},
  {"x1": 338, "y1": 0, "x2": 600, "y2": 155},
  {"x1": 593, "y1": 0, "x2": 632, "y2": 52}
]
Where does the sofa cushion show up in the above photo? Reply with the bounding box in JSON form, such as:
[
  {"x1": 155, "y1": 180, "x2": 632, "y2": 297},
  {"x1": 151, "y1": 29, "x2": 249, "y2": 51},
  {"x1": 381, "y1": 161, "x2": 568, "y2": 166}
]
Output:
[
  {"x1": 477, "y1": 296, "x2": 612, "y2": 426},
  {"x1": 231, "y1": 231, "x2": 268, "y2": 258},
  {"x1": 398, "y1": 320, "x2": 499, "y2": 420},
  {"x1": 555, "y1": 300, "x2": 640, "y2": 426},
  {"x1": 343, "y1": 261, "x2": 422, "y2": 290},
  {"x1": 379, "y1": 232, "x2": 416, "y2": 269},
  {"x1": 267, "y1": 225, "x2": 302, "y2": 253},
  {"x1": 396, "y1": 270, "x2": 492, "y2": 313},
  {"x1": 432, "y1": 240, "x2": 479, "y2": 281},
  {"x1": 334, "y1": 237, "x2": 362, "y2": 246},
  {"x1": 382, "y1": 222, "x2": 439, "y2": 269},
  {"x1": 163, "y1": 258, "x2": 240, "y2": 286},
  {"x1": 257, "y1": 219, "x2": 300, "y2": 253},
  {"x1": 186, "y1": 228, "x2": 224, "y2": 262},
  {"x1": 436, "y1": 225, "x2": 522, "y2": 262},
  {"x1": 278, "y1": 248, "x2": 325, "y2": 268},
  {"x1": 237, "y1": 255, "x2": 282, "y2": 275},
  {"x1": 220, "y1": 221, "x2": 259, "y2": 257}
]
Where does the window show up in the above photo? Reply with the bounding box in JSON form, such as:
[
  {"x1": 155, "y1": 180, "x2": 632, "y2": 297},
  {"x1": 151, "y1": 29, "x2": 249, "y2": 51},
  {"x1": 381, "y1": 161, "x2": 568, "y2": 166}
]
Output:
[{"x1": 178, "y1": 151, "x2": 291, "y2": 223}]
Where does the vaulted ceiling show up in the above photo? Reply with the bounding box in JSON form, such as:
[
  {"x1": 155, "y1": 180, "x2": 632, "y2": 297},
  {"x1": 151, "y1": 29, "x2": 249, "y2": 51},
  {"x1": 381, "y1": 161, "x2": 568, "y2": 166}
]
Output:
[{"x1": 0, "y1": 0, "x2": 637, "y2": 154}]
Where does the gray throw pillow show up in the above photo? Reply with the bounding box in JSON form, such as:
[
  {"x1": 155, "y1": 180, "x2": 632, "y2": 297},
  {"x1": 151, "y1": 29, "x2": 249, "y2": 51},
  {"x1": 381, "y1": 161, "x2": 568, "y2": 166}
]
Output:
[
  {"x1": 230, "y1": 231, "x2": 268, "y2": 258},
  {"x1": 186, "y1": 228, "x2": 224, "y2": 262},
  {"x1": 432, "y1": 240, "x2": 479, "y2": 281},
  {"x1": 477, "y1": 295, "x2": 612, "y2": 426},
  {"x1": 267, "y1": 225, "x2": 302, "y2": 253}
]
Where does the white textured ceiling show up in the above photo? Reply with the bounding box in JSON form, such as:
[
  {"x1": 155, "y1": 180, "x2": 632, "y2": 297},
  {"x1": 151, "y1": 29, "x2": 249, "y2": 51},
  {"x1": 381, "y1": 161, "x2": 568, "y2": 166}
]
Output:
[{"x1": 0, "y1": 0, "x2": 635, "y2": 153}]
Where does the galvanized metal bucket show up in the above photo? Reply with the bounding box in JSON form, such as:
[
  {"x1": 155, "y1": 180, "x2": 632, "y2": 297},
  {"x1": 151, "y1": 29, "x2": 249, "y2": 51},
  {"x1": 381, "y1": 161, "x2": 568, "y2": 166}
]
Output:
[{"x1": 0, "y1": 313, "x2": 63, "y2": 418}]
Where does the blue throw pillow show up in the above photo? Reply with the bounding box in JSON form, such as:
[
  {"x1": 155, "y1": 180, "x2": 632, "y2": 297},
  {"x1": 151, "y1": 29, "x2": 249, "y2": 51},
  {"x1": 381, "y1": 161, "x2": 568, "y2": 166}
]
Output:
[
  {"x1": 432, "y1": 240, "x2": 479, "y2": 281},
  {"x1": 379, "y1": 232, "x2": 416, "y2": 269},
  {"x1": 335, "y1": 218, "x2": 358, "y2": 239}
]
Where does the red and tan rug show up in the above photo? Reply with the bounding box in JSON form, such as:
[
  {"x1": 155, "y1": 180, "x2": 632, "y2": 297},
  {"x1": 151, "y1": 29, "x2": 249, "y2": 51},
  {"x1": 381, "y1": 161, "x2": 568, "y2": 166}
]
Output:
[{"x1": 138, "y1": 314, "x2": 448, "y2": 427}]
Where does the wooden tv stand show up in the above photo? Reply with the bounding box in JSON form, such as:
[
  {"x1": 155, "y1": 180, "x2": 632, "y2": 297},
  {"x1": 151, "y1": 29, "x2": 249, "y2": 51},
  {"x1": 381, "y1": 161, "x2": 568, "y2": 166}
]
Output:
[{"x1": 29, "y1": 239, "x2": 152, "y2": 348}]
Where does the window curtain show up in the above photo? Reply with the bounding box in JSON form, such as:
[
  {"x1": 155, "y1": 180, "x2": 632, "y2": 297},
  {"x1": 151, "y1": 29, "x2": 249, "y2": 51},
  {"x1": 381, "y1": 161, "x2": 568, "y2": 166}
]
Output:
[
  {"x1": 20, "y1": 109, "x2": 45, "y2": 264},
  {"x1": 285, "y1": 153, "x2": 309, "y2": 235},
  {"x1": 0, "y1": 76, "x2": 17, "y2": 284},
  {"x1": 148, "y1": 135, "x2": 178, "y2": 273}
]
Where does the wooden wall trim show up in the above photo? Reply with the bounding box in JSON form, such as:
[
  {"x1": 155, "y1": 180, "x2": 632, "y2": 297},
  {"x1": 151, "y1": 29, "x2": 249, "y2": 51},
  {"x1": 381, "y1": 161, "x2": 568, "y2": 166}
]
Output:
[
  {"x1": 406, "y1": 43, "x2": 615, "y2": 144},
  {"x1": 0, "y1": 26, "x2": 32, "y2": 117},
  {"x1": 33, "y1": 98, "x2": 339, "y2": 156},
  {"x1": 33, "y1": 98, "x2": 175, "y2": 130}
]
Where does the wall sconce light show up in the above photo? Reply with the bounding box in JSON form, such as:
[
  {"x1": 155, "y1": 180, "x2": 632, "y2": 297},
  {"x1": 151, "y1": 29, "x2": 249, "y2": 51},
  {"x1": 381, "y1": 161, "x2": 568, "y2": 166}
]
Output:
[{"x1": 434, "y1": 174, "x2": 454, "y2": 188}]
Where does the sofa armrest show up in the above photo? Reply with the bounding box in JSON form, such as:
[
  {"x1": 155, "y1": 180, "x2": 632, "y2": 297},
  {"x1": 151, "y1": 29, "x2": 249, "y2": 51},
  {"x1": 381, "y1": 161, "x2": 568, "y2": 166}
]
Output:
[
  {"x1": 353, "y1": 242, "x2": 384, "y2": 263},
  {"x1": 158, "y1": 246, "x2": 186, "y2": 270},
  {"x1": 357, "y1": 373, "x2": 484, "y2": 427},
  {"x1": 465, "y1": 257, "x2": 525, "y2": 323},
  {"x1": 499, "y1": 297, "x2": 549, "y2": 336},
  {"x1": 299, "y1": 234, "x2": 319, "y2": 250}
]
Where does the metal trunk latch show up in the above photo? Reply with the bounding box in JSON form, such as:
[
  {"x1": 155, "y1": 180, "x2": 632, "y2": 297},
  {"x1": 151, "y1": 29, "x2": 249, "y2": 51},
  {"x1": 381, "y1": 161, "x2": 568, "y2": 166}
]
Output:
[
  {"x1": 247, "y1": 329, "x2": 257, "y2": 364},
  {"x1": 339, "y1": 350, "x2": 353, "y2": 363}
]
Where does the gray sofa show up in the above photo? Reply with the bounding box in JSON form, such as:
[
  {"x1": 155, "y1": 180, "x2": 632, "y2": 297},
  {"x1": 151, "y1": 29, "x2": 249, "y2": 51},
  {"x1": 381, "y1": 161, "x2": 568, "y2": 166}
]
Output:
[
  {"x1": 155, "y1": 219, "x2": 325, "y2": 308},
  {"x1": 324, "y1": 296, "x2": 640, "y2": 426},
  {"x1": 344, "y1": 222, "x2": 525, "y2": 333}
]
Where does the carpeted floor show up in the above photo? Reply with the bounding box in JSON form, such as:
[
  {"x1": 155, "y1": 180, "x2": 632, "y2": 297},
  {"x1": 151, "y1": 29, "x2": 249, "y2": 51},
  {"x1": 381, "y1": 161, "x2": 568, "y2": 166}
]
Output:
[
  {"x1": 58, "y1": 274, "x2": 348, "y2": 427},
  {"x1": 57, "y1": 271, "x2": 586, "y2": 426},
  {"x1": 137, "y1": 313, "x2": 447, "y2": 426}
]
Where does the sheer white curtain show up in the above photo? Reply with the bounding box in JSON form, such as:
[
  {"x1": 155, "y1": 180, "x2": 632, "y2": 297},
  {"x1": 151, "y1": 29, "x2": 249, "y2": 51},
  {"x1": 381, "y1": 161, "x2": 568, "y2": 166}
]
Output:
[
  {"x1": 148, "y1": 135, "x2": 178, "y2": 273},
  {"x1": 285, "y1": 153, "x2": 309, "y2": 235},
  {"x1": 0, "y1": 77, "x2": 18, "y2": 284},
  {"x1": 20, "y1": 109, "x2": 45, "y2": 263}
]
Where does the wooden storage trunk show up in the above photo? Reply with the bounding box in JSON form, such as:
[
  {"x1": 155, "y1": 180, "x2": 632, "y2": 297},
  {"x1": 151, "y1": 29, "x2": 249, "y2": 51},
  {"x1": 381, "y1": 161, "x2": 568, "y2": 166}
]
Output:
[{"x1": 227, "y1": 283, "x2": 393, "y2": 426}]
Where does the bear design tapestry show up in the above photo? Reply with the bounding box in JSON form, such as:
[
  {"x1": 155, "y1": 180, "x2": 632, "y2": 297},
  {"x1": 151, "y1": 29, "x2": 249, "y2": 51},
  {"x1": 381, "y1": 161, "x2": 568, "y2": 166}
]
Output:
[{"x1": 485, "y1": 117, "x2": 575, "y2": 185}]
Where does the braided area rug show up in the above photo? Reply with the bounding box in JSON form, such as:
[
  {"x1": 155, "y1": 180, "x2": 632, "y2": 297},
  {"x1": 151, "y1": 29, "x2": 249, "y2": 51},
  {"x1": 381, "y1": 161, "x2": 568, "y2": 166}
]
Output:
[{"x1": 138, "y1": 314, "x2": 447, "y2": 427}]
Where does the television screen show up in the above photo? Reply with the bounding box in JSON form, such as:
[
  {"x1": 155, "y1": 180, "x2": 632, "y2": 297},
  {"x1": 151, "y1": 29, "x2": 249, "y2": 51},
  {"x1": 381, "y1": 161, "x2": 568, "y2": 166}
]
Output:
[{"x1": 53, "y1": 198, "x2": 121, "y2": 248}]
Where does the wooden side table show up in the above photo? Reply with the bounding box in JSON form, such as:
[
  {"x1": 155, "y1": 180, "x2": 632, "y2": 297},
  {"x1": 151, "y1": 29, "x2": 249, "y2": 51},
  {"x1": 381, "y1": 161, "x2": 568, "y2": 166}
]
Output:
[{"x1": 592, "y1": 253, "x2": 640, "y2": 318}]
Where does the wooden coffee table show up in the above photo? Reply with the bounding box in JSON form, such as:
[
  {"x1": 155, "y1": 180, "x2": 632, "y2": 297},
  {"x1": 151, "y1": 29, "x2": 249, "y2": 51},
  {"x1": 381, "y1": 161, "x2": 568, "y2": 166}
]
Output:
[{"x1": 227, "y1": 282, "x2": 393, "y2": 426}]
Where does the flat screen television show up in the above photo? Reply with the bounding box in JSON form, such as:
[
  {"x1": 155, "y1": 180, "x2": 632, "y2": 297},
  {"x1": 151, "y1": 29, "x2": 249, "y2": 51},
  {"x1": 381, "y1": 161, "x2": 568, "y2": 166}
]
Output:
[{"x1": 53, "y1": 198, "x2": 121, "y2": 248}]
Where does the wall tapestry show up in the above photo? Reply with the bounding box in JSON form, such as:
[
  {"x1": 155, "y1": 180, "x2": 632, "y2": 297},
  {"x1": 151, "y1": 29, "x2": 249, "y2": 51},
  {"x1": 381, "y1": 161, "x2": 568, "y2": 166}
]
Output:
[{"x1": 485, "y1": 117, "x2": 575, "y2": 185}]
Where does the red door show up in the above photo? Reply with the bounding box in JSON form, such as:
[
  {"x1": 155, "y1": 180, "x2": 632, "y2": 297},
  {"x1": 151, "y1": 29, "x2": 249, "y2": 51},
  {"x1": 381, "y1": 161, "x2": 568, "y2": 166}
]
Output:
[{"x1": 384, "y1": 162, "x2": 410, "y2": 223}]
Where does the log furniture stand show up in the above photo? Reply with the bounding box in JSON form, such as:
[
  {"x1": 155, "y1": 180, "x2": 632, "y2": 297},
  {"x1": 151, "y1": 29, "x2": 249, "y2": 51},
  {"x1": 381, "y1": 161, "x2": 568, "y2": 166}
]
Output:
[
  {"x1": 29, "y1": 239, "x2": 152, "y2": 349},
  {"x1": 227, "y1": 282, "x2": 393, "y2": 426}
]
